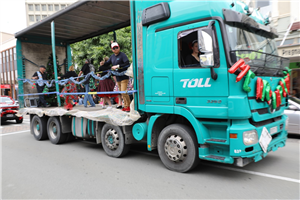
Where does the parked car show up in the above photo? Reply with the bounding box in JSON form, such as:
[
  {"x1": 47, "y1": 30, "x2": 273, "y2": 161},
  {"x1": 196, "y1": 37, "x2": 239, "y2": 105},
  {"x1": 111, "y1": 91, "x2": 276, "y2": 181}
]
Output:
[
  {"x1": 284, "y1": 97, "x2": 300, "y2": 135},
  {"x1": 0, "y1": 96, "x2": 23, "y2": 124}
]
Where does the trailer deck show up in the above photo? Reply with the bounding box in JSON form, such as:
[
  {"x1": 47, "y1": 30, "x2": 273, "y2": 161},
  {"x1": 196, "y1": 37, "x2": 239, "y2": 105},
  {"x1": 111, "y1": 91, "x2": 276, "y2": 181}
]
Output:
[{"x1": 17, "y1": 104, "x2": 140, "y2": 126}]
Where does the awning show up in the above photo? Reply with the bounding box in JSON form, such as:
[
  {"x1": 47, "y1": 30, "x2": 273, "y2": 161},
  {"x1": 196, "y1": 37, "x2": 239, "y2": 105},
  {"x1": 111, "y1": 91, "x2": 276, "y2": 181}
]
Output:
[
  {"x1": 288, "y1": 21, "x2": 300, "y2": 31},
  {"x1": 15, "y1": 0, "x2": 130, "y2": 44}
]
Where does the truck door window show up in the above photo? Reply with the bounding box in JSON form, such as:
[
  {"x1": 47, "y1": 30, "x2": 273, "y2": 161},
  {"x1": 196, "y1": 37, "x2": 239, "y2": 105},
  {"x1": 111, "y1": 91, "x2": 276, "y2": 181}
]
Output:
[{"x1": 178, "y1": 26, "x2": 219, "y2": 68}]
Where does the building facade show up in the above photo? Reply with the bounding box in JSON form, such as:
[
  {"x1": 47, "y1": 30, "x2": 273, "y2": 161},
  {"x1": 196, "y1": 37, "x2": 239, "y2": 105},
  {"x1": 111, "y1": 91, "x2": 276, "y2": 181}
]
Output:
[
  {"x1": 25, "y1": 0, "x2": 77, "y2": 26},
  {"x1": 0, "y1": 32, "x2": 18, "y2": 99},
  {"x1": 271, "y1": 0, "x2": 300, "y2": 98}
]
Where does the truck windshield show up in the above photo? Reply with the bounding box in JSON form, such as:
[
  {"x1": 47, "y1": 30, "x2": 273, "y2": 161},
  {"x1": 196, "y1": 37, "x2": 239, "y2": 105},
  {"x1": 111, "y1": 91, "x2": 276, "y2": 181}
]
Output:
[{"x1": 225, "y1": 24, "x2": 289, "y2": 77}]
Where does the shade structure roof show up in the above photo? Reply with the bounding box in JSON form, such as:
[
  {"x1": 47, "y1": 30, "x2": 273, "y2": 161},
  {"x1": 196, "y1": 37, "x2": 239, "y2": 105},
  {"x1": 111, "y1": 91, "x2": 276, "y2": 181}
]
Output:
[{"x1": 15, "y1": 0, "x2": 130, "y2": 44}]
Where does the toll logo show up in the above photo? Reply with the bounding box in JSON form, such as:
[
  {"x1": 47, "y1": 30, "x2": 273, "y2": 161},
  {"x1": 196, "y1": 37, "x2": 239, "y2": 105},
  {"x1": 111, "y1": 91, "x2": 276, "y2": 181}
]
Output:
[{"x1": 180, "y1": 78, "x2": 211, "y2": 88}]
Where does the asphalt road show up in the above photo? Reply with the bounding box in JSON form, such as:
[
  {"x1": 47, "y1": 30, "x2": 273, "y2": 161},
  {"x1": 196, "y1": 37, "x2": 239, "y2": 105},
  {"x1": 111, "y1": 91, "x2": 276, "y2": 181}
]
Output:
[{"x1": 1, "y1": 117, "x2": 300, "y2": 199}]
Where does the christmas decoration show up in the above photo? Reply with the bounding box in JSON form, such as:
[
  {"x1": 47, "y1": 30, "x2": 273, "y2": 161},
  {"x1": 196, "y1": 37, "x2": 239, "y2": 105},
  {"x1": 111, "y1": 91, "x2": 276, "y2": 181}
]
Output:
[
  {"x1": 230, "y1": 59, "x2": 291, "y2": 110},
  {"x1": 228, "y1": 59, "x2": 250, "y2": 82},
  {"x1": 45, "y1": 53, "x2": 64, "y2": 106},
  {"x1": 243, "y1": 70, "x2": 255, "y2": 92}
]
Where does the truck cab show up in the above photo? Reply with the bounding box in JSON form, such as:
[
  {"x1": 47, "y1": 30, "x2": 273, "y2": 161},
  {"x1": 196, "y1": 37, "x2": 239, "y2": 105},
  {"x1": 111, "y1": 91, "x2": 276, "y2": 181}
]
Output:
[{"x1": 130, "y1": 0, "x2": 289, "y2": 171}]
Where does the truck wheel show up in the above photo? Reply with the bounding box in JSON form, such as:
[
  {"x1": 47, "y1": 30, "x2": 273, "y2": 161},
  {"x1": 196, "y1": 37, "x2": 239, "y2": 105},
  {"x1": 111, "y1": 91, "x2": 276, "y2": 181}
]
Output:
[
  {"x1": 101, "y1": 124, "x2": 130, "y2": 158},
  {"x1": 16, "y1": 118, "x2": 23, "y2": 124},
  {"x1": 47, "y1": 117, "x2": 67, "y2": 144},
  {"x1": 31, "y1": 115, "x2": 48, "y2": 141},
  {"x1": 157, "y1": 124, "x2": 199, "y2": 172}
]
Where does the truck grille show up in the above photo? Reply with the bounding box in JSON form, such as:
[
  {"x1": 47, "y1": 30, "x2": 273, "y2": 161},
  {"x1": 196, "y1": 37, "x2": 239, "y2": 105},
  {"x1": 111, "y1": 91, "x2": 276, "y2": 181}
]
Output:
[
  {"x1": 249, "y1": 116, "x2": 281, "y2": 127},
  {"x1": 251, "y1": 105, "x2": 283, "y2": 115}
]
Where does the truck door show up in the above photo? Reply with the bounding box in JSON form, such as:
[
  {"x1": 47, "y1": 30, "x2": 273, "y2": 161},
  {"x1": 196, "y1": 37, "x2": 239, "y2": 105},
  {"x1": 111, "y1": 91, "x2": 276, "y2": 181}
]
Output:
[{"x1": 173, "y1": 20, "x2": 229, "y2": 119}]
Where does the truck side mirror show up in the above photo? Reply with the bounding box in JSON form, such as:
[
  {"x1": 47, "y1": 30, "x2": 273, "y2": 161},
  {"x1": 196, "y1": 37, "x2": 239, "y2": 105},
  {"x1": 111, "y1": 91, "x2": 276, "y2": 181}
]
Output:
[{"x1": 198, "y1": 23, "x2": 218, "y2": 80}]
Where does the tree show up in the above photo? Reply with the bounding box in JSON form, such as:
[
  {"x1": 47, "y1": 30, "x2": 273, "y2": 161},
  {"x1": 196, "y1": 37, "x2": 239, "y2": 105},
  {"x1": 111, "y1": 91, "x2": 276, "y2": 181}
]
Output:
[
  {"x1": 44, "y1": 53, "x2": 64, "y2": 106},
  {"x1": 71, "y1": 26, "x2": 132, "y2": 71}
]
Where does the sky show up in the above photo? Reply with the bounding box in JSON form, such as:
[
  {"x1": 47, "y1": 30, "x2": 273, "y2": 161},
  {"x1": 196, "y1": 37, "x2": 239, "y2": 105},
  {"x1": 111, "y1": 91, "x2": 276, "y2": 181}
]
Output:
[{"x1": 0, "y1": 0, "x2": 27, "y2": 34}]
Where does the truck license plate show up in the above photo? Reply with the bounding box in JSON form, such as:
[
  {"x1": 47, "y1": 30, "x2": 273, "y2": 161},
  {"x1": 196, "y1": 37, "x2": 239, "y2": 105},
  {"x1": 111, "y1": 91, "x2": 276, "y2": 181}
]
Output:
[
  {"x1": 259, "y1": 127, "x2": 272, "y2": 153},
  {"x1": 6, "y1": 114, "x2": 14, "y2": 117},
  {"x1": 270, "y1": 126, "x2": 278, "y2": 134}
]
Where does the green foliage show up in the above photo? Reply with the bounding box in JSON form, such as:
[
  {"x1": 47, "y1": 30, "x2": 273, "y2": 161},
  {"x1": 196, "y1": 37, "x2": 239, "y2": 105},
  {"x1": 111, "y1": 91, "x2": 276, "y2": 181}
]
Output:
[
  {"x1": 71, "y1": 26, "x2": 132, "y2": 71},
  {"x1": 44, "y1": 53, "x2": 64, "y2": 106}
]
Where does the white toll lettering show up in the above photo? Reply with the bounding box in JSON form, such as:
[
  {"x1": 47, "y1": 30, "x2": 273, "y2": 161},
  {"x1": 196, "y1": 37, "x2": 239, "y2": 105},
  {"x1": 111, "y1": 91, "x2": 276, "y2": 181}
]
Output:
[
  {"x1": 188, "y1": 78, "x2": 198, "y2": 88},
  {"x1": 180, "y1": 79, "x2": 189, "y2": 88},
  {"x1": 204, "y1": 78, "x2": 211, "y2": 87},
  {"x1": 197, "y1": 78, "x2": 204, "y2": 87},
  {"x1": 180, "y1": 78, "x2": 212, "y2": 88}
]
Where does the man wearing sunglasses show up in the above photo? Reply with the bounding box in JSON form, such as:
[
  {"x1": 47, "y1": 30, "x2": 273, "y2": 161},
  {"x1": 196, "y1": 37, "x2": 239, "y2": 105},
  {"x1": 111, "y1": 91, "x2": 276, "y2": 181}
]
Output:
[{"x1": 100, "y1": 42, "x2": 131, "y2": 112}]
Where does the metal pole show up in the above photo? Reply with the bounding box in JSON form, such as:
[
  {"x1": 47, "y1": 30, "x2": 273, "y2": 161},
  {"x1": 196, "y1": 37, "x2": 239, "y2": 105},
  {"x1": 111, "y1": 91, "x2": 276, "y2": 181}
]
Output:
[
  {"x1": 113, "y1": 30, "x2": 117, "y2": 42},
  {"x1": 0, "y1": 52, "x2": 5, "y2": 95},
  {"x1": 4, "y1": 52, "x2": 9, "y2": 89},
  {"x1": 8, "y1": 49, "x2": 13, "y2": 98},
  {"x1": 280, "y1": 17, "x2": 294, "y2": 46},
  {"x1": 51, "y1": 21, "x2": 61, "y2": 107},
  {"x1": 11, "y1": 47, "x2": 17, "y2": 99}
]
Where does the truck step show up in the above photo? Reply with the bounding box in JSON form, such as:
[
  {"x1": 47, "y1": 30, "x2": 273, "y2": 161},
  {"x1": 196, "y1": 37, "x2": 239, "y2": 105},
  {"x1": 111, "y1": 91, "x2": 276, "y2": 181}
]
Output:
[
  {"x1": 206, "y1": 155, "x2": 225, "y2": 160},
  {"x1": 205, "y1": 138, "x2": 228, "y2": 145},
  {"x1": 199, "y1": 154, "x2": 234, "y2": 164},
  {"x1": 206, "y1": 138, "x2": 226, "y2": 142}
]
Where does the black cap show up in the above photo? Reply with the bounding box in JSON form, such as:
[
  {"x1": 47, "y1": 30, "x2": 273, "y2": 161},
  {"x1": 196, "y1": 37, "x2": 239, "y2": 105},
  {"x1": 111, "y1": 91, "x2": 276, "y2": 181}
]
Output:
[{"x1": 39, "y1": 65, "x2": 46, "y2": 69}]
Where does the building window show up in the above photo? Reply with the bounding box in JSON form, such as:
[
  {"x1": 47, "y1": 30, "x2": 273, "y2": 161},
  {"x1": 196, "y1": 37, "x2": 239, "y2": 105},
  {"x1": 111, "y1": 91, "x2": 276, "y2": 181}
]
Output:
[
  {"x1": 36, "y1": 15, "x2": 41, "y2": 22},
  {"x1": 61, "y1": 4, "x2": 66, "y2": 9},
  {"x1": 276, "y1": 41, "x2": 281, "y2": 46},
  {"x1": 283, "y1": 39, "x2": 294, "y2": 46},
  {"x1": 257, "y1": 0, "x2": 270, "y2": 8},
  {"x1": 54, "y1": 4, "x2": 59, "y2": 11},
  {"x1": 35, "y1": 4, "x2": 40, "y2": 11},
  {"x1": 42, "y1": 15, "x2": 47, "y2": 19},
  {"x1": 29, "y1": 15, "x2": 34, "y2": 22},
  {"x1": 28, "y1": 4, "x2": 34, "y2": 11},
  {"x1": 48, "y1": 4, "x2": 53, "y2": 11},
  {"x1": 42, "y1": 4, "x2": 47, "y2": 11}
]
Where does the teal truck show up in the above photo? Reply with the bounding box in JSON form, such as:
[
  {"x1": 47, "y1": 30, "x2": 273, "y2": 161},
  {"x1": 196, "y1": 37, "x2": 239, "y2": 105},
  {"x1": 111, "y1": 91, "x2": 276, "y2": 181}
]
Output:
[{"x1": 16, "y1": 0, "x2": 290, "y2": 172}]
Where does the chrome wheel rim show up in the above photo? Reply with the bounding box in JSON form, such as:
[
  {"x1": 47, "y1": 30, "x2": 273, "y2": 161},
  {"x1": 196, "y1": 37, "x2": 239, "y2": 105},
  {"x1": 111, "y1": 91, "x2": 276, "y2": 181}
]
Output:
[
  {"x1": 33, "y1": 120, "x2": 40, "y2": 136},
  {"x1": 104, "y1": 129, "x2": 119, "y2": 150},
  {"x1": 164, "y1": 135, "x2": 187, "y2": 162},
  {"x1": 48, "y1": 121, "x2": 57, "y2": 139}
]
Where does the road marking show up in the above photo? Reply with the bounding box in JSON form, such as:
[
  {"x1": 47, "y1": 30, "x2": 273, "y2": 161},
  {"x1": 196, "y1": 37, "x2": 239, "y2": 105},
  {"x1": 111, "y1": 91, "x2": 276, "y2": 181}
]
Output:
[
  {"x1": 1, "y1": 130, "x2": 30, "y2": 136},
  {"x1": 131, "y1": 150, "x2": 300, "y2": 184},
  {"x1": 203, "y1": 163, "x2": 300, "y2": 184}
]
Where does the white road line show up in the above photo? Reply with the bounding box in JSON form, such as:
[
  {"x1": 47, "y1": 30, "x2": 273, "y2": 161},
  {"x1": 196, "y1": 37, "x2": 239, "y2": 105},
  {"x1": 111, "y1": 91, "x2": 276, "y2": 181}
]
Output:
[
  {"x1": 1, "y1": 130, "x2": 30, "y2": 136},
  {"x1": 203, "y1": 163, "x2": 300, "y2": 184},
  {"x1": 132, "y1": 150, "x2": 300, "y2": 184}
]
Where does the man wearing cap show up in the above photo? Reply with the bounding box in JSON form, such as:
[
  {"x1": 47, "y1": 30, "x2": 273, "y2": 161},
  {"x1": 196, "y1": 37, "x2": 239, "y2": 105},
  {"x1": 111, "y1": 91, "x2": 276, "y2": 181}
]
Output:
[
  {"x1": 100, "y1": 41, "x2": 131, "y2": 112},
  {"x1": 77, "y1": 59, "x2": 96, "y2": 108},
  {"x1": 32, "y1": 65, "x2": 49, "y2": 107}
]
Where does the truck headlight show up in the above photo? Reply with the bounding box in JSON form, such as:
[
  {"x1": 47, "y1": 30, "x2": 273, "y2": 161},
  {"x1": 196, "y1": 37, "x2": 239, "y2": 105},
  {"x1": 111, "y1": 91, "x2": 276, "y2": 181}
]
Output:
[
  {"x1": 243, "y1": 130, "x2": 258, "y2": 145},
  {"x1": 285, "y1": 117, "x2": 289, "y2": 130}
]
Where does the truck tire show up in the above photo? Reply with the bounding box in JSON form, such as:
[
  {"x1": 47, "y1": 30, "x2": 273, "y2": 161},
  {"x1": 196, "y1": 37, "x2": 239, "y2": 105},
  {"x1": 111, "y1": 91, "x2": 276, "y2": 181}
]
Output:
[
  {"x1": 101, "y1": 124, "x2": 130, "y2": 158},
  {"x1": 16, "y1": 118, "x2": 23, "y2": 124},
  {"x1": 47, "y1": 117, "x2": 67, "y2": 144},
  {"x1": 31, "y1": 115, "x2": 48, "y2": 141},
  {"x1": 157, "y1": 124, "x2": 199, "y2": 172}
]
